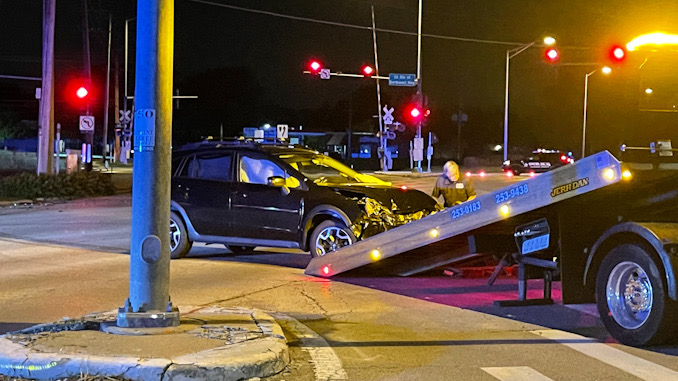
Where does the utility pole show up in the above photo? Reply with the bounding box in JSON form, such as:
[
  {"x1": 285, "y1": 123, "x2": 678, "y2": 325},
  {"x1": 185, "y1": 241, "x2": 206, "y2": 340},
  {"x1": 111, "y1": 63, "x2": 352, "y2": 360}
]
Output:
[
  {"x1": 117, "y1": 0, "x2": 179, "y2": 328},
  {"x1": 82, "y1": 0, "x2": 93, "y2": 171},
  {"x1": 415, "y1": 0, "x2": 424, "y2": 171},
  {"x1": 102, "y1": 13, "x2": 112, "y2": 166},
  {"x1": 37, "y1": 0, "x2": 55, "y2": 175},
  {"x1": 370, "y1": 6, "x2": 386, "y2": 172}
]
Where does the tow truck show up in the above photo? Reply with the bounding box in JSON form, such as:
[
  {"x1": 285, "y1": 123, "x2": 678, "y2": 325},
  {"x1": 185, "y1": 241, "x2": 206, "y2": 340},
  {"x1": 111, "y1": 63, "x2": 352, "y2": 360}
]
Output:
[{"x1": 305, "y1": 148, "x2": 678, "y2": 347}]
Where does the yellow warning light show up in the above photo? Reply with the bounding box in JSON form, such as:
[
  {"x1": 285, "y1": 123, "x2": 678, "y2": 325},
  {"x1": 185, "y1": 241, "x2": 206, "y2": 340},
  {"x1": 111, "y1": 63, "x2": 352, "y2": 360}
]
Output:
[
  {"x1": 603, "y1": 168, "x2": 616, "y2": 181},
  {"x1": 499, "y1": 204, "x2": 510, "y2": 217},
  {"x1": 622, "y1": 170, "x2": 632, "y2": 180},
  {"x1": 429, "y1": 228, "x2": 440, "y2": 238},
  {"x1": 370, "y1": 249, "x2": 381, "y2": 261}
]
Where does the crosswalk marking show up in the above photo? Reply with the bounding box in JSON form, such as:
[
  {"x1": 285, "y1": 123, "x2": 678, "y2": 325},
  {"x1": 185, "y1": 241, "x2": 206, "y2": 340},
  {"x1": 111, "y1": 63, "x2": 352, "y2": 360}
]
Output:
[
  {"x1": 532, "y1": 329, "x2": 678, "y2": 381},
  {"x1": 482, "y1": 366, "x2": 554, "y2": 381}
]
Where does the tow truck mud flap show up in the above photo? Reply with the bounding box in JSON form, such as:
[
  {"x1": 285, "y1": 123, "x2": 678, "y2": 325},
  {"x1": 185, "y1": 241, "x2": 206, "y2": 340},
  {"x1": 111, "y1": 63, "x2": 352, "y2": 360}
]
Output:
[{"x1": 306, "y1": 151, "x2": 623, "y2": 278}]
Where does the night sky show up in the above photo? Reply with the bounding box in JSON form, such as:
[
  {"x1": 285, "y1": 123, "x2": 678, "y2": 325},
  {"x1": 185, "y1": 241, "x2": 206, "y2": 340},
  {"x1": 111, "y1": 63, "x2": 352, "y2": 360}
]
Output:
[{"x1": 1, "y1": 0, "x2": 678, "y2": 156}]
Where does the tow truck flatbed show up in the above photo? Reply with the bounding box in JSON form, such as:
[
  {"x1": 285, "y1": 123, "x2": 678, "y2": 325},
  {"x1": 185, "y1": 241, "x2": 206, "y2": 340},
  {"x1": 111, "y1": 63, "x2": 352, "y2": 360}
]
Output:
[{"x1": 305, "y1": 151, "x2": 622, "y2": 277}]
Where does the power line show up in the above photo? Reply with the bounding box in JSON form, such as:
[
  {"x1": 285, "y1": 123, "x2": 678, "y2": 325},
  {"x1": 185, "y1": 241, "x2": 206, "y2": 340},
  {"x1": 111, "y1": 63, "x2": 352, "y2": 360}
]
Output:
[{"x1": 185, "y1": 0, "x2": 536, "y2": 47}]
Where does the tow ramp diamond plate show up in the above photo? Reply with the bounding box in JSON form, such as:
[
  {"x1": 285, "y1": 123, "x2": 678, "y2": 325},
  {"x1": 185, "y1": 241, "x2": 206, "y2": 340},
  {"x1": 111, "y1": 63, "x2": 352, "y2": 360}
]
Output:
[{"x1": 305, "y1": 151, "x2": 622, "y2": 277}]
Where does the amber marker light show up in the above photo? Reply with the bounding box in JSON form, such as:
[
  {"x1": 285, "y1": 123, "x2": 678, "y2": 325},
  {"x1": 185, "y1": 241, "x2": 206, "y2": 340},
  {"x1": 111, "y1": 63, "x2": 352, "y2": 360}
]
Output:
[
  {"x1": 603, "y1": 168, "x2": 616, "y2": 181},
  {"x1": 622, "y1": 170, "x2": 632, "y2": 180},
  {"x1": 429, "y1": 228, "x2": 440, "y2": 238},
  {"x1": 499, "y1": 204, "x2": 510, "y2": 217},
  {"x1": 370, "y1": 249, "x2": 381, "y2": 261}
]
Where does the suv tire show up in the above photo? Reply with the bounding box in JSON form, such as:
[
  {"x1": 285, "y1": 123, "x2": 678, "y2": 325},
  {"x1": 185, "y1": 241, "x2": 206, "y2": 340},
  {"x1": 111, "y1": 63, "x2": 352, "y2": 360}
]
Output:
[
  {"x1": 170, "y1": 211, "x2": 192, "y2": 259},
  {"x1": 309, "y1": 219, "x2": 356, "y2": 258}
]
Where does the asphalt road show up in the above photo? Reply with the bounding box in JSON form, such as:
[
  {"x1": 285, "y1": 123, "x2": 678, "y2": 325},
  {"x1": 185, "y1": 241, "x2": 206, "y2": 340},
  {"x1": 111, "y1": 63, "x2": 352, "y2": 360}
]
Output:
[{"x1": 2, "y1": 172, "x2": 678, "y2": 380}]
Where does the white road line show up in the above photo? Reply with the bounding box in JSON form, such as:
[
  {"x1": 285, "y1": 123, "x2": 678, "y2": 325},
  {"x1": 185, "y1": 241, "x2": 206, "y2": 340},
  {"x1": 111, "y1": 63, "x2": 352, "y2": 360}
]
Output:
[
  {"x1": 482, "y1": 366, "x2": 554, "y2": 381},
  {"x1": 274, "y1": 314, "x2": 348, "y2": 381},
  {"x1": 532, "y1": 329, "x2": 678, "y2": 381}
]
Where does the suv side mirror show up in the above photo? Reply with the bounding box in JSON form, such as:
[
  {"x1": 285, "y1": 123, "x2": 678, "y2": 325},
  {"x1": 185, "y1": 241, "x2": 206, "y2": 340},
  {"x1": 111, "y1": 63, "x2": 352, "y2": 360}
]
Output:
[{"x1": 268, "y1": 176, "x2": 290, "y2": 195}]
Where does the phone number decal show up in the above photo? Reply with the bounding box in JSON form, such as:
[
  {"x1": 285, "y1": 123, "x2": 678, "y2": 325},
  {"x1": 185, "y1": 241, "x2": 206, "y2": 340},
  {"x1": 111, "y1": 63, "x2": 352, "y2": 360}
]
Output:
[
  {"x1": 450, "y1": 201, "x2": 482, "y2": 219},
  {"x1": 495, "y1": 183, "x2": 529, "y2": 204}
]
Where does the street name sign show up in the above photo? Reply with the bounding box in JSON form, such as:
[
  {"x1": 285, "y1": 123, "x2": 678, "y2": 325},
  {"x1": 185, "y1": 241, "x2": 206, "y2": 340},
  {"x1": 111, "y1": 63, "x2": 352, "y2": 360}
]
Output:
[{"x1": 389, "y1": 73, "x2": 416, "y2": 87}]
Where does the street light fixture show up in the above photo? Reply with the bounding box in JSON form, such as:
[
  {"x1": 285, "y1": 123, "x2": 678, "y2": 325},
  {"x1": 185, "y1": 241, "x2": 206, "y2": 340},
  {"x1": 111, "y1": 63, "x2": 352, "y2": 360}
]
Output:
[
  {"x1": 645, "y1": 88, "x2": 654, "y2": 94},
  {"x1": 503, "y1": 36, "x2": 556, "y2": 162},
  {"x1": 582, "y1": 66, "x2": 611, "y2": 158}
]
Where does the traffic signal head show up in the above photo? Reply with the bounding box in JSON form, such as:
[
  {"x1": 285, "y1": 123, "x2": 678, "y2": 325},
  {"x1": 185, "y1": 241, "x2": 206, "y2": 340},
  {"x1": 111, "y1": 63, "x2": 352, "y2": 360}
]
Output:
[
  {"x1": 76, "y1": 86, "x2": 89, "y2": 99},
  {"x1": 544, "y1": 48, "x2": 560, "y2": 63},
  {"x1": 361, "y1": 65, "x2": 374, "y2": 77},
  {"x1": 608, "y1": 45, "x2": 626, "y2": 64},
  {"x1": 308, "y1": 59, "x2": 322, "y2": 74}
]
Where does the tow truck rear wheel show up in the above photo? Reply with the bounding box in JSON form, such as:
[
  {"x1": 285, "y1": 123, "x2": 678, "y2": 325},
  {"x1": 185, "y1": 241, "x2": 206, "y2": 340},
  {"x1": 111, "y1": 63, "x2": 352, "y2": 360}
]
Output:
[
  {"x1": 309, "y1": 220, "x2": 356, "y2": 258},
  {"x1": 595, "y1": 243, "x2": 678, "y2": 346}
]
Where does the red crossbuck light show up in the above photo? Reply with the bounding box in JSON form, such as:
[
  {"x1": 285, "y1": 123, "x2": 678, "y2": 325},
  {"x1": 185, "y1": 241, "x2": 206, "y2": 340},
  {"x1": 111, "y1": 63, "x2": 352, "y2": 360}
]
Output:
[
  {"x1": 309, "y1": 60, "x2": 322, "y2": 73},
  {"x1": 362, "y1": 65, "x2": 374, "y2": 76},
  {"x1": 545, "y1": 48, "x2": 560, "y2": 62}
]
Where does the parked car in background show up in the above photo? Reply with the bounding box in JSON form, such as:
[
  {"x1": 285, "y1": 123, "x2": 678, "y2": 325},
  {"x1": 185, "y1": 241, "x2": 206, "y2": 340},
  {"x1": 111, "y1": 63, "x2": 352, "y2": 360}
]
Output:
[
  {"x1": 169, "y1": 141, "x2": 441, "y2": 259},
  {"x1": 502, "y1": 149, "x2": 575, "y2": 176}
]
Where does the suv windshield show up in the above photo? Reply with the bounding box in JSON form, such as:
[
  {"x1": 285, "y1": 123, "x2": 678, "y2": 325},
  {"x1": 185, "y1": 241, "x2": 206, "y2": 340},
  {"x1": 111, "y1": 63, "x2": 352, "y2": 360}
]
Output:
[{"x1": 277, "y1": 153, "x2": 388, "y2": 185}]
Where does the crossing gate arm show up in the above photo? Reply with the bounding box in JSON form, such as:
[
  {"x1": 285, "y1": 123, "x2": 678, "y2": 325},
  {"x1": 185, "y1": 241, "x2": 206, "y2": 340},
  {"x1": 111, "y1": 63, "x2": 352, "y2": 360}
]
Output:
[{"x1": 305, "y1": 151, "x2": 623, "y2": 277}]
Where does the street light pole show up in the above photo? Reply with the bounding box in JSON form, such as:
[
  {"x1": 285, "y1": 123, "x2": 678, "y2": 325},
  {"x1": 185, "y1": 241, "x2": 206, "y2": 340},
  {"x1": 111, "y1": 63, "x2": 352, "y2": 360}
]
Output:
[
  {"x1": 503, "y1": 42, "x2": 535, "y2": 163},
  {"x1": 582, "y1": 66, "x2": 611, "y2": 158},
  {"x1": 582, "y1": 70, "x2": 593, "y2": 159}
]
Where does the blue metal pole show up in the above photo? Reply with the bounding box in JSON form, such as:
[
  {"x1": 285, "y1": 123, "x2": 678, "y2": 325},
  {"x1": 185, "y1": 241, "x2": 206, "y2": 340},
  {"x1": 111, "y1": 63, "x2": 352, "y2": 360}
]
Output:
[{"x1": 117, "y1": 0, "x2": 178, "y2": 328}]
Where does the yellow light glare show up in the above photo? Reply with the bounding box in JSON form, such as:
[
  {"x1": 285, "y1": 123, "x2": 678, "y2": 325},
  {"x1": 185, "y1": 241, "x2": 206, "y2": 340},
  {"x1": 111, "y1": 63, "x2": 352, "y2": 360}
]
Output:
[
  {"x1": 645, "y1": 88, "x2": 653, "y2": 94},
  {"x1": 370, "y1": 249, "x2": 381, "y2": 261},
  {"x1": 499, "y1": 204, "x2": 510, "y2": 217},
  {"x1": 601, "y1": 66, "x2": 612, "y2": 75},
  {"x1": 543, "y1": 36, "x2": 556, "y2": 46},
  {"x1": 603, "y1": 168, "x2": 616, "y2": 181},
  {"x1": 622, "y1": 170, "x2": 632, "y2": 180},
  {"x1": 429, "y1": 228, "x2": 440, "y2": 238},
  {"x1": 627, "y1": 32, "x2": 678, "y2": 52}
]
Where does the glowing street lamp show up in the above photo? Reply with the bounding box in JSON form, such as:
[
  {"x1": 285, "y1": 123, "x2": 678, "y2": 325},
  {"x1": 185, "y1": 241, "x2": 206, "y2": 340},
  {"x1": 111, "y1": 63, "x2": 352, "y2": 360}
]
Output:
[
  {"x1": 645, "y1": 88, "x2": 654, "y2": 94},
  {"x1": 582, "y1": 66, "x2": 612, "y2": 158}
]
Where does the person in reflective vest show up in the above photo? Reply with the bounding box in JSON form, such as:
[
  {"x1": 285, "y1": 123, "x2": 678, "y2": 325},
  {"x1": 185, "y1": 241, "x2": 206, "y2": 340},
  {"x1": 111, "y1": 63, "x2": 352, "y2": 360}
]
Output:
[{"x1": 432, "y1": 161, "x2": 476, "y2": 207}]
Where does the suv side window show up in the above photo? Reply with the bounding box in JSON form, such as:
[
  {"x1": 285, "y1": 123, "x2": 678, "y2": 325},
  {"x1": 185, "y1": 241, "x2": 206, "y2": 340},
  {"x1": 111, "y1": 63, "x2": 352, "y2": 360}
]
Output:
[
  {"x1": 182, "y1": 153, "x2": 234, "y2": 181},
  {"x1": 239, "y1": 154, "x2": 300, "y2": 188}
]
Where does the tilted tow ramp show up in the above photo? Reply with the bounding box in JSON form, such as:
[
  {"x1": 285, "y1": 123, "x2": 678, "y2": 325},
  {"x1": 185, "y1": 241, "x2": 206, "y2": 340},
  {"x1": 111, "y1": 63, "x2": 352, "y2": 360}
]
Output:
[{"x1": 305, "y1": 151, "x2": 622, "y2": 277}]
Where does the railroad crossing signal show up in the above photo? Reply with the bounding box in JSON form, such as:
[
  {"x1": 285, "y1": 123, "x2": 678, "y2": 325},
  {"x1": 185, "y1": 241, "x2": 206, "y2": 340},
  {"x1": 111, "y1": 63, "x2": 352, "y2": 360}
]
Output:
[
  {"x1": 119, "y1": 110, "x2": 132, "y2": 124},
  {"x1": 382, "y1": 106, "x2": 395, "y2": 125}
]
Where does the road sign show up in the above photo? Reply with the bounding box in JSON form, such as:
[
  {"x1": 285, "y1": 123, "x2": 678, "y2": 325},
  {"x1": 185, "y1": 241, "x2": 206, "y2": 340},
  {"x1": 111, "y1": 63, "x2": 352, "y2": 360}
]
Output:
[
  {"x1": 389, "y1": 73, "x2": 416, "y2": 87},
  {"x1": 263, "y1": 127, "x2": 276, "y2": 140},
  {"x1": 385, "y1": 131, "x2": 396, "y2": 140},
  {"x1": 119, "y1": 110, "x2": 132, "y2": 123},
  {"x1": 79, "y1": 115, "x2": 95, "y2": 132},
  {"x1": 382, "y1": 106, "x2": 394, "y2": 125},
  {"x1": 243, "y1": 127, "x2": 258, "y2": 138},
  {"x1": 277, "y1": 124, "x2": 289, "y2": 140},
  {"x1": 320, "y1": 68, "x2": 331, "y2": 80}
]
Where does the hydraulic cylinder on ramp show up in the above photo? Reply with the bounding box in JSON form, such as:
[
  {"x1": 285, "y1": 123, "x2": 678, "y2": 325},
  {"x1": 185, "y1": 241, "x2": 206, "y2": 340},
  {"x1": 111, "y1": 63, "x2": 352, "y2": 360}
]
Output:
[{"x1": 305, "y1": 151, "x2": 622, "y2": 278}]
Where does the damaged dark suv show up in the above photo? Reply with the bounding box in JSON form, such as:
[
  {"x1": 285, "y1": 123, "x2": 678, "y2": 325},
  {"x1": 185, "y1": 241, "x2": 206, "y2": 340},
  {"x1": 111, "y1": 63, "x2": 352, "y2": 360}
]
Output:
[{"x1": 169, "y1": 141, "x2": 441, "y2": 259}]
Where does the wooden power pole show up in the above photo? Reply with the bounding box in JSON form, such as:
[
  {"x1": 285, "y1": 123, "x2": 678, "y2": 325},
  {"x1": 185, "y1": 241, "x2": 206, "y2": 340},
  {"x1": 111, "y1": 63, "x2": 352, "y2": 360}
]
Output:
[{"x1": 37, "y1": 0, "x2": 55, "y2": 174}]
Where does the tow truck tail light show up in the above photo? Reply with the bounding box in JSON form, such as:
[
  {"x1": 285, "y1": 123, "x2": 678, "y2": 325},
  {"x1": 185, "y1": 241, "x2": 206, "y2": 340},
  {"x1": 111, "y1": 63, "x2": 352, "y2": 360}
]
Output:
[
  {"x1": 560, "y1": 155, "x2": 568, "y2": 163},
  {"x1": 478, "y1": 171, "x2": 486, "y2": 178},
  {"x1": 505, "y1": 171, "x2": 514, "y2": 178},
  {"x1": 322, "y1": 265, "x2": 330, "y2": 275}
]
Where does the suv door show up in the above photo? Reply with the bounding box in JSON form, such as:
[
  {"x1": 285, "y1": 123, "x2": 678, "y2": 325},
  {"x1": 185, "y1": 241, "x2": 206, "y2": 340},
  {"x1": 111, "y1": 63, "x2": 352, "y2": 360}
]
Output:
[
  {"x1": 172, "y1": 151, "x2": 235, "y2": 237},
  {"x1": 230, "y1": 152, "x2": 305, "y2": 242}
]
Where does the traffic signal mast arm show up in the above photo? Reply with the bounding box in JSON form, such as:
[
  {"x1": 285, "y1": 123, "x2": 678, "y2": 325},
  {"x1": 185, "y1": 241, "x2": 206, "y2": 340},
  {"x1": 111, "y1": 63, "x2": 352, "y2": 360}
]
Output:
[{"x1": 302, "y1": 70, "x2": 389, "y2": 80}]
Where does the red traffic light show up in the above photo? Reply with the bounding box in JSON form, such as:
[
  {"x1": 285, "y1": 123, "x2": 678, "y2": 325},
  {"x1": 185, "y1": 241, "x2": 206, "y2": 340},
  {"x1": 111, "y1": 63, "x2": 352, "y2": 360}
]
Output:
[
  {"x1": 361, "y1": 65, "x2": 374, "y2": 77},
  {"x1": 410, "y1": 106, "x2": 421, "y2": 118},
  {"x1": 76, "y1": 86, "x2": 89, "y2": 99},
  {"x1": 544, "y1": 48, "x2": 560, "y2": 63},
  {"x1": 308, "y1": 60, "x2": 322, "y2": 73},
  {"x1": 609, "y1": 45, "x2": 626, "y2": 63}
]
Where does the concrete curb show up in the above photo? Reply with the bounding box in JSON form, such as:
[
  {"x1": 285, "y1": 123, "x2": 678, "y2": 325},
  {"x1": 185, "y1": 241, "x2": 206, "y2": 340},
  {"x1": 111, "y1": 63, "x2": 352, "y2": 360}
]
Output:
[{"x1": 0, "y1": 307, "x2": 289, "y2": 381}]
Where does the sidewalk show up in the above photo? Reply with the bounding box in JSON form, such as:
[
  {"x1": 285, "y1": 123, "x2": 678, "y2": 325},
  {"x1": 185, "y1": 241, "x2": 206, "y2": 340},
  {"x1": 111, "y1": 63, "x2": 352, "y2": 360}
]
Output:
[{"x1": 0, "y1": 306, "x2": 289, "y2": 381}]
